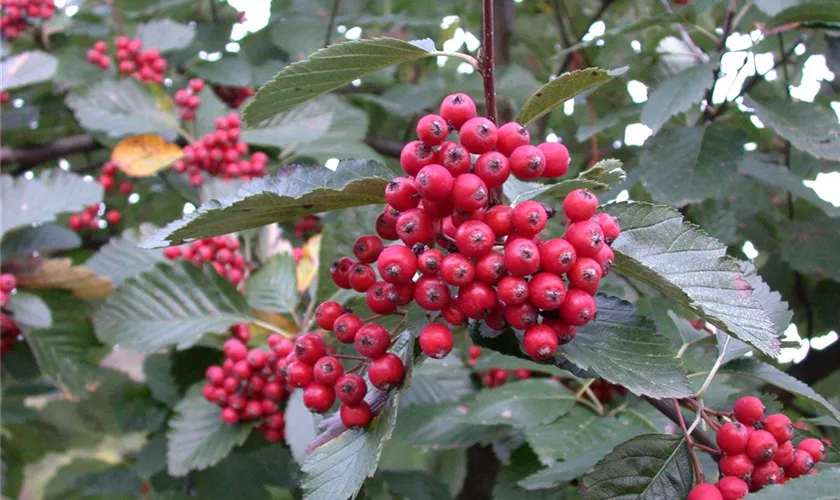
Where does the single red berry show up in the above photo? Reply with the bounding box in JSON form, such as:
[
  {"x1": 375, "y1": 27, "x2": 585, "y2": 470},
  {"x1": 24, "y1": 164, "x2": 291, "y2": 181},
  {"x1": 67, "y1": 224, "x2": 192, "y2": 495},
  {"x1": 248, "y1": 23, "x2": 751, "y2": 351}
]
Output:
[
  {"x1": 188, "y1": 78, "x2": 205, "y2": 93},
  {"x1": 719, "y1": 454, "x2": 754, "y2": 480},
  {"x1": 418, "y1": 248, "x2": 443, "y2": 275},
  {"x1": 315, "y1": 301, "x2": 343, "y2": 330},
  {"x1": 0, "y1": 274, "x2": 17, "y2": 293},
  {"x1": 785, "y1": 449, "x2": 815, "y2": 478},
  {"x1": 687, "y1": 484, "x2": 723, "y2": 500},
  {"x1": 774, "y1": 439, "x2": 795, "y2": 468},
  {"x1": 528, "y1": 272, "x2": 567, "y2": 310},
  {"x1": 419, "y1": 323, "x2": 454, "y2": 359},
  {"x1": 595, "y1": 213, "x2": 621, "y2": 244},
  {"x1": 223, "y1": 338, "x2": 248, "y2": 361},
  {"x1": 563, "y1": 189, "x2": 599, "y2": 222},
  {"x1": 330, "y1": 256, "x2": 355, "y2": 289},
  {"x1": 509, "y1": 145, "x2": 546, "y2": 180},
  {"x1": 454, "y1": 220, "x2": 495, "y2": 258},
  {"x1": 450, "y1": 173, "x2": 489, "y2": 212},
  {"x1": 475, "y1": 252, "x2": 506, "y2": 285},
  {"x1": 717, "y1": 422, "x2": 750, "y2": 455},
  {"x1": 440, "y1": 253, "x2": 475, "y2": 287},
  {"x1": 750, "y1": 460, "x2": 781, "y2": 490},
  {"x1": 523, "y1": 324, "x2": 558, "y2": 360},
  {"x1": 246, "y1": 349, "x2": 267, "y2": 369},
  {"x1": 594, "y1": 244, "x2": 615, "y2": 276},
  {"x1": 441, "y1": 304, "x2": 467, "y2": 326},
  {"x1": 498, "y1": 276, "x2": 529, "y2": 305},
  {"x1": 414, "y1": 276, "x2": 451, "y2": 311},
  {"x1": 400, "y1": 140, "x2": 435, "y2": 176},
  {"x1": 348, "y1": 262, "x2": 377, "y2": 292},
  {"x1": 396, "y1": 208, "x2": 435, "y2": 246},
  {"x1": 733, "y1": 396, "x2": 765, "y2": 426},
  {"x1": 69, "y1": 214, "x2": 84, "y2": 231},
  {"x1": 221, "y1": 407, "x2": 240, "y2": 424},
  {"x1": 459, "y1": 117, "x2": 498, "y2": 154},
  {"x1": 287, "y1": 361, "x2": 314, "y2": 387},
  {"x1": 332, "y1": 313, "x2": 362, "y2": 344},
  {"x1": 457, "y1": 281, "x2": 498, "y2": 319},
  {"x1": 118, "y1": 181, "x2": 133, "y2": 196},
  {"x1": 568, "y1": 257, "x2": 603, "y2": 295},
  {"x1": 545, "y1": 319, "x2": 577, "y2": 344},
  {"x1": 797, "y1": 438, "x2": 825, "y2": 462},
  {"x1": 353, "y1": 235, "x2": 384, "y2": 264},
  {"x1": 512, "y1": 201, "x2": 550, "y2": 236},
  {"x1": 436, "y1": 141, "x2": 471, "y2": 176},
  {"x1": 366, "y1": 281, "x2": 399, "y2": 314},
  {"x1": 303, "y1": 382, "x2": 336, "y2": 413},
  {"x1": 559, "y1": 289, "x2": 597, "y2": 326},
  {"x1": 313, "y1": 356, "x2": 344, "y2": 385},
  {"x1": 376, "y1": 212, "x2": 399, "y2": 241},
  {"x1": 206, "y1": 365, "x2": 225, "y2": 386},
  {"x1": 716, "y1": 477, "x2": 748, "y2": 500},
  {"x1": 355, "y1": 324, "x2": 391, "y2": 359},
  {"x1": 747, "y1": 430, "x2": 778, "y2": 464},
  {"x1": 341, "y1": 401, "x2": 373, "y2": 428},
  {"x1": 538, "y1": 142, "x2": 570, "y2": 178},
  {"x1": 474, "y1": 151, "x2": 511, "y2": 189},
  {"x1": 485, "y1": 205, "x2": 513, "y2": 236},
  {"x1": 496, "y1": 122, "x2": 531, "y2": 156},
  {"x1": 385, "y1": 177, "x2": 420, "y2": 211},
  {"x1": 415, "y1": 164, "x2": 453, "y2": 201},
  {"x1": 503, "y1": 238, "x2": 541, "y2": 277},
  {"x1": 565, "y1": 220, "x2": 605, "y2": 258},
  {"x1": 764, "y1": 414, "x2": 793, "y2": 444},
  {"x1": 99, "y1": 174, "x2": 115, "y2": 191},
  {"x1": 232, "y1": 359, "x2": 252, "y2": 379},
  {"x1": 504, "y1": 302, "x2": 538, "y2": 330},
  {"x1": 368, "y1": 353, "x2": 405, "y2": 389},
  {"x1": 440, "y1": 93, "x2": 477, "y2": 129},
  {"x1": 376, "y1": 245, "x2": 418, "y2": 284},
  {"x1": 295, "y1": 333, "x2": 327, "y2": 365},
  {"x1": 450, "y1": 207, "x2": 486, "y2": 227},
  {"x1": 336, "y1": 373, "x2": 367, "y2": 404},
  {"x1": 416, "y1": 114, "x2": 449, "y2": 146},
  {"x1": 421, "y1": 197, "x2": 455, "y2": 219}
]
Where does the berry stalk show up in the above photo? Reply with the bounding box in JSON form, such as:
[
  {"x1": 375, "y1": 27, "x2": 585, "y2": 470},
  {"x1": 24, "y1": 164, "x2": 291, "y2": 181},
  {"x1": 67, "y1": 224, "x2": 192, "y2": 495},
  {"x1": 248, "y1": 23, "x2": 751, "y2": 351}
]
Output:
[{"x1": 480, "y1": 0, "x2": 497, "y2": 125}]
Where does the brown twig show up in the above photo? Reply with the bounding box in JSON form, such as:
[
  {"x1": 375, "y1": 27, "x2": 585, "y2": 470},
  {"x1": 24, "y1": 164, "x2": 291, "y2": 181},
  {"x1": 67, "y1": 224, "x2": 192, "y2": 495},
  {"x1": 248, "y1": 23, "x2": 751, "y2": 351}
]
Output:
[
  {"x1": 703, "y1": 0, "x2": 738, "y2": 120},
  {"x1": 480, "y1": 0, "x2": 498, "y2": 125},
  {"x1": 324, "y1": 0, "x2": 341, "y2": 47},
  {"x1": 674, "y1": 399, "x2": 706, "y2": 482}
]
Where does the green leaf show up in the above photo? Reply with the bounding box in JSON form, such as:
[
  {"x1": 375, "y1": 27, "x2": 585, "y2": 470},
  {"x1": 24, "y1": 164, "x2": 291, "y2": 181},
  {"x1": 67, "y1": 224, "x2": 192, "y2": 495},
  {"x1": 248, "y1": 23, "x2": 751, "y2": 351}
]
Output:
[
  {"x1": 777, "y1": 215, "x2": 840, "y2": 282},
  {"x1": 559, "y1": 295, "x2": 692, "y2": 399},
  {"x1": 143, "y1": 160, "x2": 394, "y2": 248},
  {"x1": 581, "y1": 434, "x2": 693, "y2": 500},
  {"x1": 463, "y1": 379, "x2": 578, "y2": 427},
  {"x1": 93, "y1": 262, "x2": 254, "y2": 353},
  {"x1": 767, "y1": 2, "x2": 840, "y2": 28},
  {"x1": 6, "y1": 292, "x2": 51, "y2": 329},
  {"x1": 194, "y1": 86, "x2": 230, "y2": 138},
  {"x1": 65, "y1": 79, "x2": 178, "y2": 138},
  {"x1": 739, "y1": 158, "x2": 840, "y2": 217},
  {"x1": 747, "y1": 468, "x2": 840, "y2": 499},
  {"x1": 471, "y1": 351, "x2": 571, "y2": 378},
  {"x1": 493, "y1": 446, "x2": 571, "y2": 500},
  {"x1": 1, "y1": 224, "x2": 81, "y2": 259},
  {"x1": 641, "y1": 61, "x2": 716, "y2": 134},
  {"x1": 0, "y1": 51, "x2": 58, "y2": 90},
  {"x1": 604, "y1": 202, "x2": 782, "y2": 355},
  {"x1": 143, "y1": 353, "x2": 180, "y2": 407},
  {"x1": 745, "y1": 95, "x2": 840, "y2": 161},
  {"x1": 136, "y1": 19, "x2": 195, "y2": 52},
  {"x1": 243, "y1": 38, "x2": 436, "y2": 124},
  {"x1": 245, "y1": 253, "x2": 298, "y2": 314},
  {"x1": 515, "y1": 67, "x2": 628, "y2": 126},
  {"x1": 577, "y1": 105, "x2": 640, "y2": 142},
  {"x1": 167, "y1": 386, "x2": 254, "y2": 476},
  {"x1": 400, "y1": 354, "x2": 474, "y2": 406},
  {"x1": 636, "y1": 124, "x2": 745, "y2": 206},
  {"x1": 291, "y1": 102, "x2": 383, "y2": 165},
  {"x1": 85, "y1": 224, "x2": 169, "y2": 286},
  {"x1": 284, "y1": 390, "x2": 321, "y2": 465},
  {"x1": 394, "y1": 401, "x2": 507, "y2": 448},
  {"x1": 188, "y1": 55, "x2": 253, "y2": 87},
  {"x1": 503, "y1": 159, "x2": 626, "y2": 205},
  {"x1": 755, "y1": 0, "x2": 800, "y2": 16},
  {"x1": 241, "y1": 97, "x2": 333, "y2": 148},
  {"x1": 1, "y1": 171, "x2": 102, "y2": 238},
  {"x1": 192, "y1": 439, "x2": 299, "y2": 498}
]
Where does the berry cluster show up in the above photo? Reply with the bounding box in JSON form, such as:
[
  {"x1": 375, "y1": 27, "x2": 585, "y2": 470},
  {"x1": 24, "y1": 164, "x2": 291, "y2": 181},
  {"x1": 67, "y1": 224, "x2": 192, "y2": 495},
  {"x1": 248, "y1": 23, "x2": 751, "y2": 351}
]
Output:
[
  {"x1": 293, "y1": 215, "x2": 323, "y2": 240},
  {"x1": 0, "y1": 0, "x2": 54, "y2": 40},
  {"x1": 172, "y1": 112, "x2": 268, "y2": 186},
  {"x1": 86, "y1": 36, "x2": 167, "y2": 83},
  {"x1": 163, "y1": 235, "x2": 246, "y2": 285},
  {"x1": 0, "y1": 274, "x2": 19, "y2": 356},
  {"x1": 688, "y1": 396, "x2": 827, "y2": 500},
  {"x1": 174, "y1": 79, "x2": 205, "y2": 121},
  {"x1": 85, "y1": 40, "x2": 112, "y2": 69},
  {"x1": 212, "y1": 85, "x2": 254, "y2": 109},
  {"x1": 69, "y1": 203, "x2": 122, "y2": 231},
  {"x1": 467, "y1": 346, "x2": 532, "y2": 388},
  {"x1": 202, "y1": 325, "x2": 293, "y2": 442}
]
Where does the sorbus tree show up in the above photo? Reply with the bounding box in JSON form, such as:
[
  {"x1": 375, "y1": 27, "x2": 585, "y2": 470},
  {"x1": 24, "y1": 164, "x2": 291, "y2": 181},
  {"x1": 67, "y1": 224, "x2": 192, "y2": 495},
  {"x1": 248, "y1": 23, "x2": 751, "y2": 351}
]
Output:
[{"x1": 1, "y1": 1, "x2": 839, "y2": 499}]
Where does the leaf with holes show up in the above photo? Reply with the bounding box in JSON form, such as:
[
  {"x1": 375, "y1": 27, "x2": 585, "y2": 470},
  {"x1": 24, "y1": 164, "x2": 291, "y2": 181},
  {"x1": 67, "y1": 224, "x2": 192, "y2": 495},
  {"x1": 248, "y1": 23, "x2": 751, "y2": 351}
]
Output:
[
  {"x1": 604, "y1": 202, "x2": 783, "y2": 356},
  {"x1": 641, "y1": 60, "x2": 716, "y2": 134},
  {"x1": 1, "y1": 171, "x2": 102, "y2": 238},
  {"x1": 1, "y1": 51, "x2": 58, "y2": 90},
  {"x1": 93, "y1": 262, "x2": 254, "y2": 353},
  {"x1": 581, "y1": 434, "x2": 694, "y2": 500},
  {"x1": 85, "y1": 224, "x2": 168, "y2": 286},
  {"x1": 143, "y1": 160, "x2": 394, "y2": 248},
  {"x1": 136, "y1": 19, "x2": 195, "y2": 52},
  {"x1": 516, "y1": 67, "x2": 627, "y2": 126},
  {"x1": 245, "y1": 253, "x2": 298, "y2": 314},
  {"x1": 745, "y1": 95, "x2": 840, "y2": 161},
  {"x1": 503, "y1": 159, "x2": 626, "y2": 205},
  {"x1": 463, "y1": 379, "x2": 578, "y2": 427},
  {"x1": 243, "y1": 38, "x2": 437, "y2": 124}
]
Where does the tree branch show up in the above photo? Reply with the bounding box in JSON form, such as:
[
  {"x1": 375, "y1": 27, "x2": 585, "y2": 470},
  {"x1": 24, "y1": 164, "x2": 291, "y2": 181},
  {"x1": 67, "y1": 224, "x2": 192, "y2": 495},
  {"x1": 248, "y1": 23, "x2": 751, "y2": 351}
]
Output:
[
  {"x1": 702, "y1": 0, "x2": 738, "y2": 120},
  {"x1": 324, "y1": 0, "x2": 341, "y2": 47},
  {"x1": 364, "y1": 136, "x2": 403, "y2": 157},
  {"x1": 455, "y1": 444, "x2": 501, "y2": 500},
  {"x1": 643, "y1": 396, "x2": 719, "y2": 453},
  {"x1": 480, "y1": 0, "x2": 498, "y2": 125},
  {"x1": 0, "y1": 135, "x2": 100, "y2": 171}
]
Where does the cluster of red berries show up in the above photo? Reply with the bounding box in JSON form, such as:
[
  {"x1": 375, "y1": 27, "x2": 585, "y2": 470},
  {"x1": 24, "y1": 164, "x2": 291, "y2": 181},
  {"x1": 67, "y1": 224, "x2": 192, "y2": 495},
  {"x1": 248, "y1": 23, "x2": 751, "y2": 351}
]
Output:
[
  {"x1": 202, "y1": 325, "x2": 293, "y2": 442},
  {"x1": 69, "y1": 203, "x2": 122, "y2": 231},
  {"x1": 97, "y1": 160, "x2": 133, "y2": 195},
  {"x1": 172, "y1": 112, "x2": 268, "y2": 186},
  {"x1": 1, "y1": 91, "x2": 10, "y2": 104},
  {"x1": 212, "y1": 85, "x2": 254, "y2": 109},
  {"x1": 688, "y1": 396, "x2": 826, "y2": 500},
  {"x1": 293, "y1": 215, "x2": 322, "y2": 240},
  {"x1": 86, "y1": 36, "x2": 167, "y2": 83},
  {"x1": 0, "y1": 274, "x2": 19, "y2": 356},
  {"x1": 0, "y1": 0, "x2": 54, "y2": 40},
  {"x1": 163, "y1": 235, "x2": 246, "y2": 285},
  {"x1": 327, "y1": 93, "x2": 617, "y2": 365},
  {"x1": 467, "y1": 346, "x2": 532, "y2": 388},
  {"x1": 174, "y1": 79, "x2": 205, "y2": 121}
]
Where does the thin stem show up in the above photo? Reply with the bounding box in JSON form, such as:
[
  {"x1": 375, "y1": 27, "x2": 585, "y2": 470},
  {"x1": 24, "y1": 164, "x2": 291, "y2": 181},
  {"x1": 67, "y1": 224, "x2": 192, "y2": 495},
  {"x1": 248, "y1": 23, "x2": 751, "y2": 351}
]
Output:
[
  {"x1": 659, "y1": 0, "x2": 707, "y2": 60},
  {"x1": 480, "y1": 0, "x2": 497, "y2": 125},
  {"x1": 334, "y1": 354, "x2": 369, "y2": 361},
  {"x1": 252, "y1": 320, "x2": 295, "y2": 339},
  {"x1": 674, "y1": 399, "x2": 706, "y2": 483},
  {"x1": 691, "y1": 443, "x2": 723, "y2": 455},
  {"x1": 324, "y1": 0, "x2": 341, "y2": 47},
  {"x1": 703, "y1": 0, "x2": 738, "y2": 120},
  {"x1": 429, "y1": 51, "x2": 481, "y2": 70},
  {"x1": 347, "y1": 362, "x2": 365, "y2": 373},
  {"x1": 695, "y1": 335, "x2": 729, "y2": 398},
  {"x1": 389, "y1": 315, "x2": 409, "y2": 341}
]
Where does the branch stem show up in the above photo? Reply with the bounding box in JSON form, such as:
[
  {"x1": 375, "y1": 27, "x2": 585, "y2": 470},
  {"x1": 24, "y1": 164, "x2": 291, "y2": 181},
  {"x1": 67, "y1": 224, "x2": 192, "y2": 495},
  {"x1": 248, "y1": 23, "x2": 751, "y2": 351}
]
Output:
[
  {"x1": 674, "y1": 399, "x2": 706, "y2": 482},
  {"x1": 324, "y1": 0, "x2": 341, "y2": 47},
  {"x1": 480, "y1": 0, "x2": 497, "y2": 124}
]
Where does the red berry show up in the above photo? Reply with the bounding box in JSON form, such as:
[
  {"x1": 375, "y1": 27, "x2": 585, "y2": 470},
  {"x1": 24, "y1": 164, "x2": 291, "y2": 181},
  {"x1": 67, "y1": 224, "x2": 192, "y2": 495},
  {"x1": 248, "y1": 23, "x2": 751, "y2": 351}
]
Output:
[
  {"x1": 419, "y1": 323, "x2": 454, "y2": 359},
  {"x1": 353, "y1": 235, "x2": 384, "y2": 263},
  {"x1": 509, "y1": 145, "x2": 546, "y2": 180},
  {"x1": 385, "y1": 177, "x2": 420, "y2": 211},
  {"x1": 287, "y1": 361, "x2": 314, "y2": 387},
  {"x1": 348, "y1": 262, "x2": 377, "y2": 292},
  {"x1": 717, "y1": 422, "x2": 750, "y2": 455},
  {"x1": 400, "y1": 140, "x2": 435, "y2": 176},
  {"x1": 559, "y1": 289, "x2": 597, "y2": 326},
  {"x1": 716, "y1": 477, "x2": 748, "y2": 500},
  {"x1": 441, "y1": 304, "x2": 467, "y2": 326},
  {"x1": 366, "y1": 282, "x2": 398, "y2": 314},
  {"x1": 503, "y1": 238, "x2": 541, "y2": 276},
  {"x1": 421, "y1": 197, "x2": 455, "y2": 219},
  {"x1": 719, "y1": 454, "x2": 754, "y2": 480},
  {"x1": 785, "y1": 450, "x2": 815, "y2": 478},
  {"x1": 504, "y1": 302, "x2": 538, "y2": 330},
  {"x1": 512, "y1": 201, "x2": 549, "y2": 236},
  {"x1": 0, "y1": 274, "x2": 17, "y2": 293},
  {"x1": 223, "y1": 338, "x2": 248, "y2": 361},
  {"x1": 474, "y1": 151, "x2": 511, "y2": 189},
  {"x1": 459, "y1": 117, "x2": 498, "y2": 154},
  {"x1": 475, "y1": 252, "x2": 506, "y2": 285},
  {"x1": 340, "y1": 401, "x2": 373, "y2": 428},
  {"x1": 455, "y1": 220, "x2": 495, "y2": 258},
  {"x1": 457, "y1": 281, "x2": 497, "y2": 319},
  {"x1": 539, "y1": 238, "x2": 577, "y2": 274},
  {"x1": 523, "y1": 324, "x2": 558, "y2": 360},
  {"x1": 450, "y1": 173, "x2": 489, "y2": 212},
  {"x1": 485, "y1": 205, "x2": 513, "y2": 236},
  {"x1": 416, "y1": 114, "x2": 449, "y2": 146},
  {"x1": 332, "y1": 313, "x2": 362, "y2": 344},
  {"x1": 733, "y1": 396, "x2": 765, "y2": 426},
  {"x1": 440, "y1": 253, "x2": 475, "y2": 287},
  {"x1": 355, "y1": 324, "x2": 391, "y2": 359},
  {"x1": 376, "y1": 212, "x2": 399, "y2": 241},
  {"x1": 750, "y1": 460, "x2": 781, "y2": 490},
  {"x1": 118, "y1": 181, "x2": 133, "y2": 196},
  {"x1": 563, "y1": 189, "x2": 599, "y2": 222},
  {"x1": 368, "y1": 353, "x2": 405, "y2": 390},
  {"x1": 313, "y1": 356, "x2": 344, "y2": 385},
  {"x1": 797, "y1": 438, "x2": 825, "y2": 462},
  {"x1": 764, "y1": 413, "x2": 793, "y2": 444},
  {"x1": 188, "y1": 78, "x2": 205, "y2": 93},
  {"x1": 414, "y1": 276, "x2": 451, "y2": 311},
  {"x1": 336, "y1": 373, "x2": 367, "y2": 404},
  {"x1": 330, "y1": 256, "x2": 355, "y2": 289},
  {"x1": 439, "y1": 93, "x2": 477, "y2": 129},
  {"x1": 436, "y1": 141, "x2": 471, "y2": 176},
  {"x1": 315, "y1": 301, "x2": 343, "y2": 330},
  {"x1": 594, "y1": 244, "x2": 615, "y2": 276},
  {"x1": 498, "y1": 276, "x2": 529, "y2": 305},
  {"x1": 376, "y1": 245, "x2": 418, "y2": 284},
  {"x1": 687, "y1": 484, "x2": 723, "y2": 500},
  {"x1": 416, "y1": 164, "x2": 454, "y2": 200},
  {"x1": 221, "y1": 407, "x2": 240, "y2": 424},
  {"x1": 246, "y1": 349, "x2": 267, "y2": 369},
  {"x1": 774, "y1": 439, "x2": 795, "y2": 468},
  {"x1": 528, "y1": 272, "x2": 567, "y2": 310},
  {"x1": 595, "y1": 213, "x2": 621, "y2": 244},
  {"x1": 303, "y1": 382, "x2": 336, "y2": 413},
  {"x1": 747, "y1": 430, "x2": 778, "y2": 464},
  {"x1": 545, "y1": 320, "x2": 577, "y2": 344},
  {"x1": 232, "y1": 359, "x2": 252, "y2": 379},
  {"x1": 496, "y1": 122, "x2": 531, "y2": 156},
  {"x1": 396, "y1": 208, "x2": 434, "y2": 246},
  {"x1": 538, "y1": 142, "x2": 570, "y2": 178},
  {"x1": 294, "y1": 333, "x2": 327, "y2": 365},
  {"x1": 564, "y1": 220, "x2": 605, "y2": 258},
  {"x1": 206, "y1": 365, "x2": 225, "y2": 386},
  {"x1": 568, "y1": 257, "x2": 603, "y2": 295},
  {"x1": 417, "y1": 248, "x2": 443, "y2": 275}
]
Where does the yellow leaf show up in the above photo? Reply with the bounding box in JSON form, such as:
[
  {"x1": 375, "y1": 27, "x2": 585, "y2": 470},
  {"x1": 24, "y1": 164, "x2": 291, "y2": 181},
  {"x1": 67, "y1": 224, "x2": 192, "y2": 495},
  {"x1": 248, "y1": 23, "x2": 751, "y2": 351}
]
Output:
[
  {"x1": 111, "y1": 134, "x2": 182, "y2": 177},
  {"x1": 17, "y1": 258, "x2": 114, "y2": 299},
  {"x1": 252, "y1": 310, "x2": 298, "y2": 339},
  {"x1": 297, "y1": 234, "x2": 321, "y2": 292}
]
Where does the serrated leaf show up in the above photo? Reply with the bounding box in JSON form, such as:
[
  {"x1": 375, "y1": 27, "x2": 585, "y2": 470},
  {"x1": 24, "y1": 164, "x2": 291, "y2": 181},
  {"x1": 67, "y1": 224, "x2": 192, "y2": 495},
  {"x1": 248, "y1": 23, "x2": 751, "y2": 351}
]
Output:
[
  {"x1": 85, "y1": 224, "x2": 168, "y2": 286},
  {"x1": 136, "y1": 19, "x2": 195, "y2": 52},
  {"x1": 17, "y1": 258, "x2": 114, "y2": 299},
  {"x1": 6, "y1": 291, "x2": 51, "y2": 329},
  {"x1": 636, "y1": 124, "x2": 745, "y2": 206},
  {"x1": 1, "y1": 224, "x2": 81, "y2": 259},
  {"x1": 1, "y1": 171, "x2": 102, "y2": 237},
  {"x1": 167, "y1": 386, "x2": 253, "y2": 476},
  {"x1": 746, "y1": 468, "x2": 840, "y2": 499},
  {"x1": 739, "y1": 158, "x2": 840, "y2": 217},
  {"x1": 745, "y1": 95, "x2": 840, "y2": 161},
  {"x1": 93, "y1": 262, "x2": 254, "y2": 353},
  {"x1": 143, "y1": 160, "x2": 394, "y2": 248},
  {"x1": 245, "y1": 253, "x2": 298, "y2": 314},
  {"x1": 243, "y1": 38, "x2": 436, "y2": 124},
  {"x1": 503, "y1": 159, "x2": 626, "y2": 205},
  {"x1": 1, "y1": 51, "x2": 58, "y2": 90},
  {"x1": 463, "y1": 379, "x2": 578, "y2": 426},
  {"x1": 65, "y1": 79, "x2": 178, "y2": 138},
  {"x1": 143, "y1": 354, "x2": 179, "y2": 407},
  {"x1": 395, "y1": 401, "x2": 507, "y2": 448},
  {"x1": 641, "y1": 60, "x2": 716, "y2": 134},
  {"x1": 767, "y1": 2, "x2": 840, "y2": 28},
  {"x1": 241, "y1": 97, "x2": 333, "y2": 148},
  {"x1": 581, "y1": 434, "x2": 693, "y2": 500},
  {"x1": 400, "y1": 354, "x2": 474, "y2": 406},
  {"x1": 111, "y1": 134, "x2": 182, "y2": 177},
  {"x1": 559, "y1": 295, "x2": 692, "y2": 399},
  {"x1": 777, "y1": 215, "x2": 840, "y2": 282},
  {"x1": 516, "y1": 67, "x2": 627, "y2": 126},
  {"x1": 604, "y1": 202, "x2": 781, "y2": 355}
]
